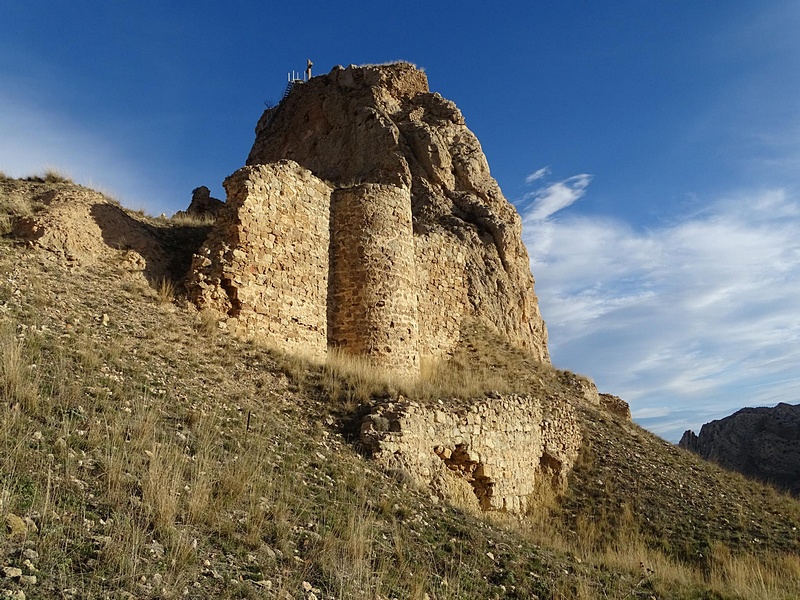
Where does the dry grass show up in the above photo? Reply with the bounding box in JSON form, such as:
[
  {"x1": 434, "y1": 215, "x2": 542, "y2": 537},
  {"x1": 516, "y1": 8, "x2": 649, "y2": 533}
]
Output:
[
  {"x1": 3, "y1": 179, "x2": 800, "y2": 598},
  {"x1": 155, "y1": 277, "x2": 176, "y2": 304},
  {"x1": 169, "y1": 211, "x2": 216, "y2": 226}
]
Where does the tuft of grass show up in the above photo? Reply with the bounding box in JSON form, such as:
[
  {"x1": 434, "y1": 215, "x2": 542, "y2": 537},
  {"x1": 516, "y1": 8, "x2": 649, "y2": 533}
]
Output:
[
  {"x1": 20, "y1": 168, "x2": 74, "y2": 184},
  {"x1": 0, "y1": 323, "x2": 40, "y2": 411},
  {"x1": 42, "y1": 168, "x2": 74, "y2": 184},
  {"x1": 155, "y1": 277, "x2": 176, "y2": 305}
]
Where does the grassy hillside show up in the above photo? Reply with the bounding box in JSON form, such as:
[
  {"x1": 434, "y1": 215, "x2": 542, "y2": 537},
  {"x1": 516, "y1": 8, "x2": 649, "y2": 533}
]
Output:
[{"x1": 1, "y1": 175, "x2": 800, "y2": 599}]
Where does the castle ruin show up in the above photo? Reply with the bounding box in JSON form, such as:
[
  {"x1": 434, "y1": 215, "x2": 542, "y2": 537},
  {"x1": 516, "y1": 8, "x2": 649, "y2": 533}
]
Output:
[{"x1": 187, "y1": 62, "x2": 550, "y2": 378}]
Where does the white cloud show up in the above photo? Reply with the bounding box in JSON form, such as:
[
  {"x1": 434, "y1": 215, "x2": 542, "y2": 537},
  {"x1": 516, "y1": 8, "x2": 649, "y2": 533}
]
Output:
[
  {"x1": 525, "y1": 166, "x2": 551, "y2": 184},
  {"x1": 523, "y1": 173, "x2": 592, "y2": 222},
  {"x1": 520, "y1": 188, "x2": 800, "y2": 442}
]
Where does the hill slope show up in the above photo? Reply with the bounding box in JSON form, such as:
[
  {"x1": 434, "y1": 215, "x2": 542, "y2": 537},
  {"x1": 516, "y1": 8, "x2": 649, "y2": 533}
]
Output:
[{"x1": 2, "y1": 176, "x2": 800, "y2": 599}]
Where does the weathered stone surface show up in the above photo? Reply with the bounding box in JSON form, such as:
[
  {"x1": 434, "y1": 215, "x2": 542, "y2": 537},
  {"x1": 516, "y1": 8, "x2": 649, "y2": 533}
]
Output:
[
  {"x1": 190, "y1": 62, "x2": 550, "y2": 371},
  {"x1": 599, "y1": 393, "x2": 632, "y2": 420},
  {"x1": 328, "y1": 183, "x2": 420, "y2": 376},
  {"x1": 4, "y1": 514, "x2": 27, "y2": 537},
  {"x1": 679, "y1": 402, "x2": 800, "y2": 495},
  {"x1": 360, "y1": 394, "x2": 581, "y2": 513}
]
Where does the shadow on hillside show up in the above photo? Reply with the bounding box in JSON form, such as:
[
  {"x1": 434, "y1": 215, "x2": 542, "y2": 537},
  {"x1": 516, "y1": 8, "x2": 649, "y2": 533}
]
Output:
[{"x1": 90, "y1": 203, "x2": 213, "y2": 286}]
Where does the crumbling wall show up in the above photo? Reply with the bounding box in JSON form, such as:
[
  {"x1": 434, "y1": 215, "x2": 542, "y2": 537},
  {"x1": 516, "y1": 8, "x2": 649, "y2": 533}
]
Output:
[
  {"x1": 360, "y1": 394, "x2": 582, "y2": 513},
  {"x1": 328, "y1": 183, "x2": 420, "y2": 377},
  {"x1": 186, "y1": 161, "x2": 331, "y2": 358}
]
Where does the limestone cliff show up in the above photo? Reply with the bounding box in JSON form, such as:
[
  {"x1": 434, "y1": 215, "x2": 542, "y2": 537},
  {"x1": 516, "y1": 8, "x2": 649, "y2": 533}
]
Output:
[
  {"x1": 679, "y1": 403, "x2": 800, "y2": 495},
  {"x1": 188, "y1": 62, "x2": 549, "y2": 374}
]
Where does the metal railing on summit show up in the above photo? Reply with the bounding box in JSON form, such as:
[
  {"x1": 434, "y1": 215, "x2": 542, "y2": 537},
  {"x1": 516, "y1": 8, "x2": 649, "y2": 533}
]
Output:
[{"x1": 283, "y1": 70, "x2": 308, "y2": 99}]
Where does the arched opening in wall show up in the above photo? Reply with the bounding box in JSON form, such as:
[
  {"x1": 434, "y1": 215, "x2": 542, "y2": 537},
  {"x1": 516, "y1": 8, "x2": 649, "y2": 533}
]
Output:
[
  {"x1": 434, "y1": 444, "x2": 494, "y2": 510},
  {"x1": 539, "y1": 452, "x2": 563, "y2": 489}
]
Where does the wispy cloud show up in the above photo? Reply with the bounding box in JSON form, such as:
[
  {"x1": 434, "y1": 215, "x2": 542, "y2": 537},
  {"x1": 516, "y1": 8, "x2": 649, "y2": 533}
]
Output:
[
  {"x1": 519, "y1": 188, "x2": 800, "y2": 442},
  {"x1": 525, "y1": 166, "x2": 551, "y2": 184},
  {"x1": 522, "y1": 173, "x2": 592, "y2": 222}
]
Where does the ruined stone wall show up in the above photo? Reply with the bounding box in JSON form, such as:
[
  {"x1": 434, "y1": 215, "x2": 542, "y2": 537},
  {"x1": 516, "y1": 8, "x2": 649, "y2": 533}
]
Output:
[
  {"x1": 186, "y1": 161, "x2": 331, "y2": 358},
  {"x1": 413, "y1": 230, "x2": 470, "y2": 358},
  {"x1": 360, "y1": 394, "x2": 582, "y2": 513},
  {"x1": 328, "y1": 184, "x2": 420, "y2": 377}
]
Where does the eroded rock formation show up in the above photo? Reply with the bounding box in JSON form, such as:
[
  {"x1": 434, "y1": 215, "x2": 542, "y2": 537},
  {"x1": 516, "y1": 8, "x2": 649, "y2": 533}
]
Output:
[
  {"x1": 173, "y1": 186, "x2": 224, "y2": 219},
  {"x1": 679, "y1": 403, "x2": 800, "y2": 495},
  {"x1": 187, "y1": 62, "x2": 549, "y2": 375}
]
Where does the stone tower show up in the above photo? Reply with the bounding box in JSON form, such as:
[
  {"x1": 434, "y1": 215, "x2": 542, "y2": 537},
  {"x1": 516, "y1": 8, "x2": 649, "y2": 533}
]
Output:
[{"x1": 187, "y1": 62, "x2": 550, "y2": 377}]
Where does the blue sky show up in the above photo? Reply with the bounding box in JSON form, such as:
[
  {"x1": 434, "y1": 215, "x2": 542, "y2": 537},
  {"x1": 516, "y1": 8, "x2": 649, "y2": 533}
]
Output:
[{"x1": 2, "y1": 2, "x2": 800, "y2": 441}]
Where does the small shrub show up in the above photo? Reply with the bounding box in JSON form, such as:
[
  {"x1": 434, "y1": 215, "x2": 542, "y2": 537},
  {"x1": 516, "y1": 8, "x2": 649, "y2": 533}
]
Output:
[
  {"x1": 42, "y1": 168, "x2": 73, "y2": 184},
  {"x1": 156, "y1": 278, "x2": 176, "y2": 305}
]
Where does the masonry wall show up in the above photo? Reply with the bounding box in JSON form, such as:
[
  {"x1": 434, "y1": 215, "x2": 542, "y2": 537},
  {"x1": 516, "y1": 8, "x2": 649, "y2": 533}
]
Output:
[
  {"x1": 187, "y1": 162, "x2": 331, "y2": 358},
  {"x1": 328, "y1": 184, "x2": 420, "y2": 378},
  {"x1": 413, "y1": 230, "x2": 471, "y2": 359},
  {"x1": 360, "y1": 394, "x2": 582, "y2": 513}
]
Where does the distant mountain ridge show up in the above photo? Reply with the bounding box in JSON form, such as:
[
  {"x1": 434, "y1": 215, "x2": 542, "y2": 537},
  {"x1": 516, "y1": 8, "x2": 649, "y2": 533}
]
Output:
[{"x1": 680, "y1": 402, "x2": 800, "y2": 495}]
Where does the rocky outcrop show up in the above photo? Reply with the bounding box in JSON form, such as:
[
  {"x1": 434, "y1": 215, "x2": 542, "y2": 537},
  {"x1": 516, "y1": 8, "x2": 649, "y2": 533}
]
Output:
[
  {"x1": 360, "y1": 393, "x2": 581, "y2": 513},
  {"x1": 599, "y1": 393, "x2": 632, "y2": 420},
  {"x1": 187, "y1": 62, "x2": 549, "y2": 375},
  {"x1": 679, "y1": 403, "x2": 800, "y2": 495},
  {"x1": 175, "y1": 186, "x2": 224, "y2": 219}
]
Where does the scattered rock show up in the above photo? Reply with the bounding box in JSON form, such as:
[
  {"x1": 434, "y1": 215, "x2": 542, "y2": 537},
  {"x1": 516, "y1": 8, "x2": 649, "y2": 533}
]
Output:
[{"x1": 4, "y1": 515, "x2": 27, "y2": 537}]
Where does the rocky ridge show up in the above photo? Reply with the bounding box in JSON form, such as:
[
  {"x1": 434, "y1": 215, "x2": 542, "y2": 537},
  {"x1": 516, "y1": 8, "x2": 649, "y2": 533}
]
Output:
[{"x1": 679, "y1": 402, "x2": 800, "y2": 495}]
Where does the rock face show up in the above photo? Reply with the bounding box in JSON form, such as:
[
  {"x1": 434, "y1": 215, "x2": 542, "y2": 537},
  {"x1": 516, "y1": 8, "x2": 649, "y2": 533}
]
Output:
[
  {"x1": 679, "y1": 403, "x2": 800, "y2": 495},
  {"x1": 360, "y1": 394, "x2": 581, "y2": 513},
  {"x1": 187, "y1": 62, "x2": 549, "y2": 375}
]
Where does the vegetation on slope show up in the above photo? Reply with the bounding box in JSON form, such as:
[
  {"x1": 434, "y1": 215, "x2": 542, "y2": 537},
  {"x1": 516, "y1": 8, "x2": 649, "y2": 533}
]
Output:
[{"x1": 1, "y1": 177, "x2": 800, "y2": 599}]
